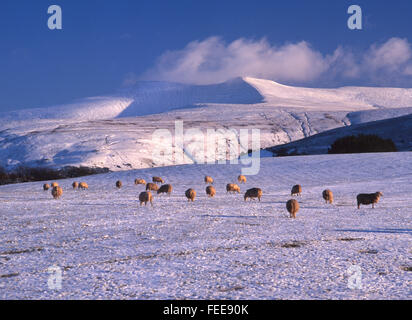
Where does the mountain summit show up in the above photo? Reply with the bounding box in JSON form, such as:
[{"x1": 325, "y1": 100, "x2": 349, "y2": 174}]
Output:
[{"x1": 0, "y1": 77, "x2": 411, "y2": 170}]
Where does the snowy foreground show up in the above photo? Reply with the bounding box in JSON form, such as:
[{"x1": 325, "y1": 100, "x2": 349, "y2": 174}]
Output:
[{"x1": 0, "y1": 152, "x2": 411, "y2": 299}]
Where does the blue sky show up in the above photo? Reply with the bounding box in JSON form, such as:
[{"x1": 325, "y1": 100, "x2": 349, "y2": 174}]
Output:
[{"x1": 1, "y1": 0, "x2": 412, "y2": 111}]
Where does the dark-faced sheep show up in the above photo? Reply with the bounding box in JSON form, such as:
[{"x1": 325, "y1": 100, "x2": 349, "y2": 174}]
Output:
[
  {"x1": 116, "y1": 180, "x2": 122, "y2": 189},
  {"x1": 204, "y1": 176, "x2": 214, "y2": 184},
  {"x1": 139, "y1": 191, "x2": 153, "y2": 206},
  {"x1": 357, "y1": 192, "x2": 383, "y2": 209},
  {"x1": 185, "y1": 189, "x2": 196, "y2": 202},
  {"x1": 157, "y1": 184, "x2": 172, "y2": 195},
  {"x1": 152, "y1": 176, "x2": 164, "y2": 184},
  {"x1": 78, "y1": 182, "x2": 88, "y2": 190},
  {"x1": 291, "y1": 184, "x2": 302, "y2": 196},
  {"x1": 72, "y1": 182, "x2": 79, "y2": 189},
  {"x1": 226, "y1": 183, "x2": 240, "y2": 194},
  {"x1": 135, "y1": 178, "x2": 146, "y2": 185},
  {"x1": 51, "y1": 186, "x2": 63, "y2": 199},
  {"x1": 238, "y1": 175, "x2": 247, "y2": 183},
  {"x1": 322, "y1": 189, "x2": 334, "y2": 204},
  {"x1": 43, "y1": 183, "x2": 50, "y2": 191},
  {"x1": 286, "y1": 199, "x2": 299, "y2": 218},
  {"x1": 244, "y1": 188, "x2": 262, "y2": 201},
  {"x1": 146, "y1": 182, "x2": 159, "y2": 191},
  {"x1": 51, "y1": 182, "x2": 59, "y2": 188},
  {"x1": 206, "y1": 186, "x2": 216, "y2": 198}
]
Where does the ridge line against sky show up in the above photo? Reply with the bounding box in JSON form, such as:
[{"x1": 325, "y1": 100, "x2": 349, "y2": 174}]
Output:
[{"x1": 1, "y1": 0, "x2": 412, "y2": 111}]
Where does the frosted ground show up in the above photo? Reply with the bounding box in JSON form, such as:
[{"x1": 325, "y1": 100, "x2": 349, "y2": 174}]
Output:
[{"x1": 0, "y1": 152, "x2": 411, "y2": 299}]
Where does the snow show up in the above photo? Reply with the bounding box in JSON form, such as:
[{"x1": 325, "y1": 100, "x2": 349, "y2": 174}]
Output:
[
  {"x1": 1, "y1": 77, "x2": 412, "y2": 171},
  {"x1": 244, "y1": 77, "x2": 412, "y2": 110},
  {"x1": 266, "y1": 113, "x2": 412, "y2": 156},
  {"x1": 0, "y1": 152, "x2": 411, "y2": 299}
]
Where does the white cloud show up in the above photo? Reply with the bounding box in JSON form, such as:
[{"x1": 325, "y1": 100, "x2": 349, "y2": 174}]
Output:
[
  {"x1": 142, "y1": 37, "x2": 331, "y2": 84},
  {"x1": 139, "y1": 36, "x2": 412, "y2": 86},
  {"x1": 365, "y1": 37, "x2": 412, "y2": 72}
]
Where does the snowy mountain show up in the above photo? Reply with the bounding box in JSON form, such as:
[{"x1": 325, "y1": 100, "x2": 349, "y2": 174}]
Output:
[
  {"x1": 1, "y1": 77, "x2": 412, "y2": 170},
  {"x1": 265, "y1": 113, "x2": 412, "y2": 156}
]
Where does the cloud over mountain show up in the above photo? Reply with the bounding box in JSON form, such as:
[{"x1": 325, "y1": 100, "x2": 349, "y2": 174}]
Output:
[{"x1": 140, "y1": 37, "x2": 412, "y2": 87}]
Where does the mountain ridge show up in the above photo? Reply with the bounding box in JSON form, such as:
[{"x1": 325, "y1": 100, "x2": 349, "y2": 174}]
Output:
[{"x1": 0, "y1": 77, "x2": 411, "y2": 171}]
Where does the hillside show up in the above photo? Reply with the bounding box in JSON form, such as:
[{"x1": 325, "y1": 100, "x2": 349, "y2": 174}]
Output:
[
  {"x1": 265, "y1": 113, "x2": 412, "y2": 156},
  {"x1": 1, "y1": 77, "x2": 412, "y2": 171}
]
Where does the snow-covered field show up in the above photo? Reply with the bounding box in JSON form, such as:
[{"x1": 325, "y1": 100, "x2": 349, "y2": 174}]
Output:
[{"x1": 1, "y1": 152, "x2": 411, "y2": 299}]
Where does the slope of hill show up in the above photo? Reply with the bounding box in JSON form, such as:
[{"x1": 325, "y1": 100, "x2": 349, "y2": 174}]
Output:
[
  {"x1": 1, "y1": 77, "x2": 412, "y2": 171},
  {"x1": 1, "y1": 152, "x2": 411, "y2": 299},
  {"x1": 265, "y1": 113, "x2": 412, "y2": 156}
]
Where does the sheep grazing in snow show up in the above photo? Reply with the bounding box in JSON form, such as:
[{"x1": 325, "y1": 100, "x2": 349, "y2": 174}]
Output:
[
  {"x1": 357, "y1": 192, "x2": 383, "y2": 209},
  {"x1": 244, "y1": 188, "x2": 262, "y2": 202},
  {"x1": 291, "y1": 184, "x2": 302, "y2": 196},
  {"x1": 226, "y1": 183, "x2": 240, "y2": 194},
  {"x1": 139, "y1": 191, "x2": 153, "y2": 206},
  {"x1": 157, "y1": 184, "x2": 172, "y2": 195},
  {"x1": 51, "y1": 182, "x2": 59, "y2": 188},
  {"x1": 146, "y1": 182, "x2": 159, "y2": 192},
  {"x1": 322, "y1": 189, "x2": 334, "y2": 204},
  {"x1": 43, "y1": 184, "x2": 50, "y2": 191},
  {"x1": 238, "y1": 175, "x2": 247, "y2": 183},
  {"x1": 116, "y1": 180, "x2": 122, "y2": 189},
  {"x1": 286, "y1": 199, "x2": 299, "y2": 218},
  {"x1": 72, "y1": 182, "x2": 79, "y2": 189},
  {"x1": 206, "y1": 186, "x2": 216, "y2": 198},
  {"x1": 204, "y1": 176, "x2": 214, "y2": 184},
  {"x1": 78, "y1": 182, "x2": 88, "y2": 190},
  {"x1": 135, "y1": 178, "x2": 146, "y2": 185},
  {"x1": 152, "y1": 176, "x2": 164, "y2": 184},
  {"x1": 51, "y1": 186, "x2": 63, "y2": 199},
  {"x1": 185, "y1": 189, "x2": 196, "y2": 202}
]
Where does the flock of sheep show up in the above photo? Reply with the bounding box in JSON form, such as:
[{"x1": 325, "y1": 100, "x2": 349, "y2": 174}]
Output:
[{"x1": 42, "y1": 174, "x2": 383, "y2": 218}]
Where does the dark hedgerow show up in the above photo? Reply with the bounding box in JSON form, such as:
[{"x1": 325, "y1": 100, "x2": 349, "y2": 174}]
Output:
[
  {"x1": 0, "y1": 166, "x2": 109, "y2": 186},
  {"x1": 328, "y1": 134, "x2": 397, "y2": 154}
]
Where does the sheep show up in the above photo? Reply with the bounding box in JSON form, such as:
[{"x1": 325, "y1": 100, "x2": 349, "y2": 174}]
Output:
[
  {"x1": 116, "y1": 180, "x2": 122, "y2": 189},
  {"x1": 238, "y1": 175, "x2": 247, "y2": 183},
  {"x1": 204, "y1": 176, "x2": 214, "y2": 184},
  {"x1": 357, "y1": 192, "x2": 383, "y2": 209},
  {"x1": 135, "y1": 178, "x2": 146, "y2": 185},
  {"x1": 244, "y1": 188, "x2": 262, "y2": 202},
  {"x1": 185, "y1": 188, "x2": 196, "y2": 202},
  {"x1": 78, "y1": 182, "x2": 88, "y2": 190},
  {"x1": 226, "y1": 183, "x2": 240, "y2": 194},
  {"x1": 139, "y1": 191, "x2": 153, "y2": 206},
  {"x1": 206, "y1": 186, "x2": 216, "y2": 197},
  {"x1": 322, "y1": 189, "x2": 334, "y2": 204},
  {"x1": 51, "y1": 186, "x2": 63, "y2": 199},
  {"x1": 51, "y1": 182, "x2": 59, "y2": 188},
  {"x1": 157, "y1": 184, "x2": 173, "y2": 195},
  {"x1": 146, "y1": 182, "x2": 159, "y2": 191},
  {"x1": 152, "y1": 176, "x2": 164, "y2": 184},
  {"x1": 43, "y1": 183, "x2": 50, "y2": 191},
  {"x1": 291, "y1": 184, "x2": 302, "y2": 196},
  {"x1": 72, "y1": 182, "x2": 79, "y2": 189},
  {"x1": 286, "y1": 199, "x2": 299, "y2": 218}
]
